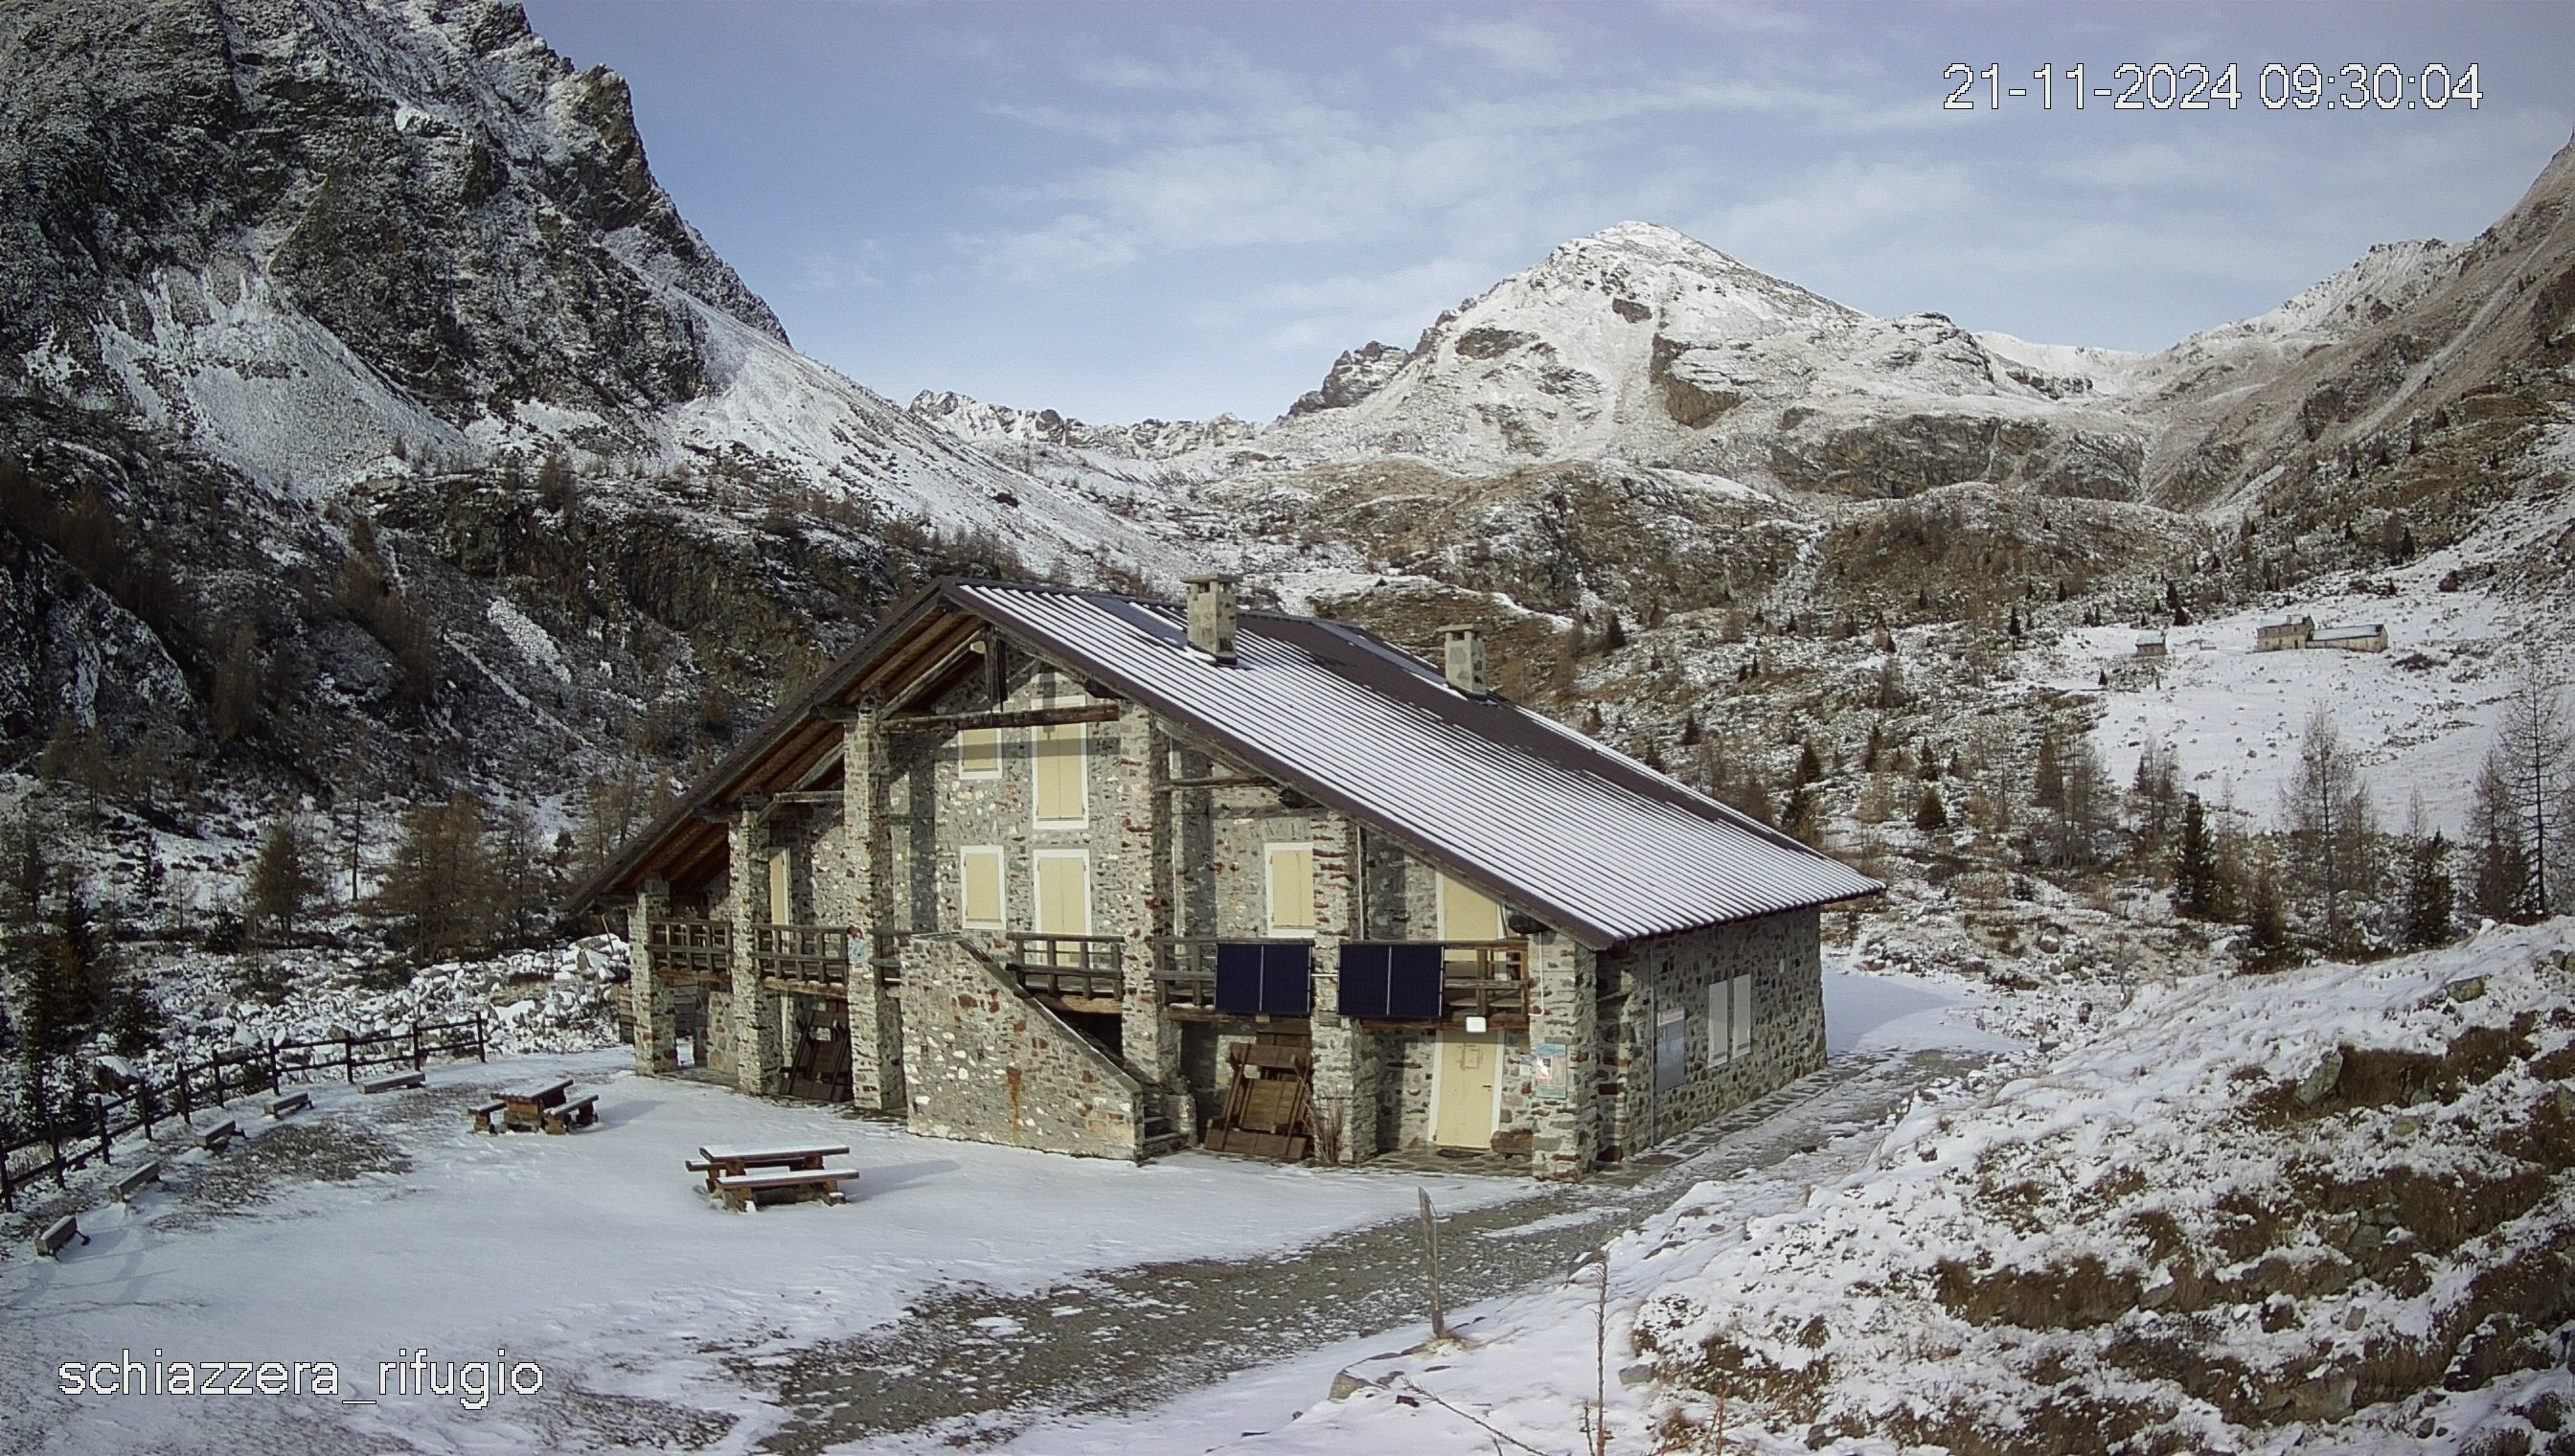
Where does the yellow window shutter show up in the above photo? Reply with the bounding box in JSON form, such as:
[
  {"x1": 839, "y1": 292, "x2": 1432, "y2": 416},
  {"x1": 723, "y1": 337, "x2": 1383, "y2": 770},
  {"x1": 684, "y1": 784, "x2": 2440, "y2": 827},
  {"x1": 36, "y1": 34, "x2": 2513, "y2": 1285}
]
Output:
[
  {"x1": 958, "y1": 728, "x2": 1001, "y2": 778},
  {"x1": 960, "y1": 849, "x2": 1003, "y2": 927},
  {"x1": 1267, "y1": 845, "x2": 1315, "y2": 934},
  {"x1": 1034, "y1": 724, "x2": 1085, "y2": 822}
]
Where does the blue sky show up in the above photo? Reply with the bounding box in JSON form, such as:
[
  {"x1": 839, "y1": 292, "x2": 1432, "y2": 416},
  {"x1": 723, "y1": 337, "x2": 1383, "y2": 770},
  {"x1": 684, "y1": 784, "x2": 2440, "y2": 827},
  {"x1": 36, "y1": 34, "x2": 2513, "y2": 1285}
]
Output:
[{"x1": 520, "y1": 1, "x2": 2574, "y2": 424}]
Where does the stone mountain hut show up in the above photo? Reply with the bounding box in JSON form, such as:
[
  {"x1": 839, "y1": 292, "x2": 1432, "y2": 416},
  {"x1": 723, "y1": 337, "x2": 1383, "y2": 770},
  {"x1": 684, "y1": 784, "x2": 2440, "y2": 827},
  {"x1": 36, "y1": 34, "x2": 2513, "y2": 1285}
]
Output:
[{"x1": 567, "y1": 578, "x2": 1881, "y2": 1179}]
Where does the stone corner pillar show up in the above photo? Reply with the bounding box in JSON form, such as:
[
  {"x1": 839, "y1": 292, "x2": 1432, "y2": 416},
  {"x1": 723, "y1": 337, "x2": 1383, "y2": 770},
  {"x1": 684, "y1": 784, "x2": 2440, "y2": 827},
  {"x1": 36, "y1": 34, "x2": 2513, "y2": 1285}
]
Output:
[
  {"x1": 1527, "y1": 930, "x2": 1600, "y2": 1180},
  {"x1": 837, "y1": 704, "x2": 904, "y2": 1113},
  {"x1": 1112, "y1": 711, "x2": 1182, "y2": 1095},
  {"x1": 630, "y1": 877, "x2": 676, "y2": 1075},
  {"x1": 1306, "y1": 813, "x2": 1378, "y2": 1165},
  {"x1": 727, "y1": 799, "x2": 781, "y2": 1096}
]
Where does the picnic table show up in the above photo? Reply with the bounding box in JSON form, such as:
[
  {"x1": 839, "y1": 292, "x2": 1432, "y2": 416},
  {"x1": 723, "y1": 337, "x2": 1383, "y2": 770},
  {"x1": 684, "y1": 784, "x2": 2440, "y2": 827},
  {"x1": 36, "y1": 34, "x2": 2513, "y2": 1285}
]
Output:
[
  {"x1": 500, "y1": 1078, "x2": 575, "y2": 1132},
  {"x1": 685, "y1": 1139, "x2": 855, "y2": 1195}
]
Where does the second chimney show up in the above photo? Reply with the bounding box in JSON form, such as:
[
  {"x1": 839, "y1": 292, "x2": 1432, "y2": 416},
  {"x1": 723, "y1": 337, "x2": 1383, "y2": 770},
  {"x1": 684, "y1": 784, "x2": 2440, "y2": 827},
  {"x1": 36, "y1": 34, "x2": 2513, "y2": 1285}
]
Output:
[
  {"x1": 1185, "y1": 574, "x2": 1240, "y2": 663},
  {"x1": 1440, "y1": 624, "x2": 1489, "y2": 694}
]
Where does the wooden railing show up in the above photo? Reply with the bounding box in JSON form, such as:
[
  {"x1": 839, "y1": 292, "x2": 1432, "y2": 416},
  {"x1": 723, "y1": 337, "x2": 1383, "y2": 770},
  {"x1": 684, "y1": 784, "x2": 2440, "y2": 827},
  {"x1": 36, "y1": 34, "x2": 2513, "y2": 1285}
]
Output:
[
  {"x1": 1152, "y1": 937, "x2": 1315, "y2": 1014},
  {"x1": 1438, "y1": 940, "x2": 1529, "y2": 1019},
  {"x1": 755, "y1": 924, "x2": 853, "y2": 995},
  {"x1": 1006, "y1": 933, "x2": 1125, "y2": 1000},
  {"x1": 1150, "y1": 938, "x2": 1528, "y2": 1021},
  {"x1": 0, "y1": 1016, "x2": 487, "y2": 1212},
  {"x1": 647, "y1": 918, "x2": 732, "y2": 980}
]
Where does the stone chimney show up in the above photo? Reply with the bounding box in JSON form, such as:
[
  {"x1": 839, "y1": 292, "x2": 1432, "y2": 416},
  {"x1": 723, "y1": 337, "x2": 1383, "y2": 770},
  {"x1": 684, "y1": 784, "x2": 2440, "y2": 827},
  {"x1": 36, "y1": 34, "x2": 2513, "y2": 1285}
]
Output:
[
  {"x1": 1184, "y1": 574, "x2": 1239, "y2": 663},
  {"x1": 1440, "y1": 624, "x2": 1489, "y2": 694}
]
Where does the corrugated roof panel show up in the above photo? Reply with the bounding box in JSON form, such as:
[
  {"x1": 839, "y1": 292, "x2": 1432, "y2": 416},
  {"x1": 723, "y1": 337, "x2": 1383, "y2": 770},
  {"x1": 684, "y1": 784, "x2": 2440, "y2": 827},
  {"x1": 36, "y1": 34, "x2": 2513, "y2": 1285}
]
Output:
[{"x1": 954, "y1": 582, "x2": 1880, "y2": 945}]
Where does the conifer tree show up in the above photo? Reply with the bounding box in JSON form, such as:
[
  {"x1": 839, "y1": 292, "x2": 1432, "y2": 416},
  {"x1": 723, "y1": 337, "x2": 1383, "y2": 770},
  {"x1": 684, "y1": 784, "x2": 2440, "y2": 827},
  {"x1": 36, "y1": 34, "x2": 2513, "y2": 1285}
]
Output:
[
  {"x1": 2401, "y1": 830, "x2": 2455, "y2": 949},
  {"x1": 2174, "y1": 793, "x2": 2219, "y2": 919}
]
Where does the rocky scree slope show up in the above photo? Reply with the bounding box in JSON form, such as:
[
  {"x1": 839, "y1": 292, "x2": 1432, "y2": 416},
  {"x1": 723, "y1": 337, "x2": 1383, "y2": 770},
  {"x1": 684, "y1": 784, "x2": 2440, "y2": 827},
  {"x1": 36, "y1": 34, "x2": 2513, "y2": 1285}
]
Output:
[{"x1": 0, "y1": 0, "x2": 1165, "y2": 803}]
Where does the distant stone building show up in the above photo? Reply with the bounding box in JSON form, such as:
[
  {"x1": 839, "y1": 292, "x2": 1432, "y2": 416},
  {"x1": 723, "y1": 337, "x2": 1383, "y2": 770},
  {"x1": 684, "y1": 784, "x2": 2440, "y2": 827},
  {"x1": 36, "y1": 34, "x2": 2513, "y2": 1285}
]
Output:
[
  {"x1": 567, "y1": 578, "x2": 1880, "y2": 1180},
  {"x1": 2134, "y1": 633, "x2": 2167, "y2": 659},
  {"x1": 2311, "y1": 623, "x2": 2388, "y2": 653},
  {"x1": 2255, "y1": 617, "x2": 2314, "y2": 651}
]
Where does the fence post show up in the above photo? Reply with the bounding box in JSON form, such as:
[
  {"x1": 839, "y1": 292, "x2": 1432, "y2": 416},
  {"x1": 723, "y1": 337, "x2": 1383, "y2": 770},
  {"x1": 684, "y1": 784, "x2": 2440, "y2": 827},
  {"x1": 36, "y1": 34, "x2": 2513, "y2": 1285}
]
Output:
[
  {"x1": 411, "y1": 1023, "x2": 424, "y2": 1070},
  {"x1": 96, "y1": 1096, "x2": 111, "y2": 1167},
  {"x1": 141, "y1": 1080, "x2": 157, "y2": 1141},
  {"x1": 176, "y1": 1060, "x2": 193, "y2": 1124},
  {"x1": 343, "y1": 1035, "x2": 355, "y2": 1084},
  {"x1": 45, "y1": 1122, "x2": 65, "y2": 1189},
  {"x1": 476, "y1": 1012, "x2": 488, "y2": 1062},
  {"x1": 213, "y1": 1056, "x2": 226, "y2": 1108}
]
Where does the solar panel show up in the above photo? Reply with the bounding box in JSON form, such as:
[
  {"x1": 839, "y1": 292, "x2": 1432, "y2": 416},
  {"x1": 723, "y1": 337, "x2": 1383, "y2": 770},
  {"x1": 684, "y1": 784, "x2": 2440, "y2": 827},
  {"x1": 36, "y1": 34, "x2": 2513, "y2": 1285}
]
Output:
[
  {"x1": 1336, "y1": 943, "x2": 1445, "y2": 1020},
  {"x1": 1215, "y1": 942, "x2": 1313, "y2": 1017}
]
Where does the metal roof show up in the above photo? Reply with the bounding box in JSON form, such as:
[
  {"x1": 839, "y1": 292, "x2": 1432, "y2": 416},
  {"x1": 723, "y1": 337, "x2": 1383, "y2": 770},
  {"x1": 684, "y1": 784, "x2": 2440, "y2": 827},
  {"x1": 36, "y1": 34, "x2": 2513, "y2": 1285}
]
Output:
[
  {"x1": 953, "y1": 581, "x2": 1880, "y2": 947},
  {"x1": 2311, "y1": 624, "x2": 2384, "y2": 641}
]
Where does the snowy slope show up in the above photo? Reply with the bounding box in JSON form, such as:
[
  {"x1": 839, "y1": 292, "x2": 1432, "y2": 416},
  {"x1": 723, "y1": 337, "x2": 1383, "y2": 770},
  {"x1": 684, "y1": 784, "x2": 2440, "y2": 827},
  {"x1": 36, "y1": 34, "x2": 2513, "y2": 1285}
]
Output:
[{"x1": 1225, "y1": 925, "x2": 2575, "y2": 1456}]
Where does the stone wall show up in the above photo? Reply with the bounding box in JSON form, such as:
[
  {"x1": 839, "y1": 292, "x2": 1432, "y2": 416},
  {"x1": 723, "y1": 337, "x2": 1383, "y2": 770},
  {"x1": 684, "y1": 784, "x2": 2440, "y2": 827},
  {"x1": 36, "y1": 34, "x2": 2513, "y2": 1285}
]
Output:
[
  {"x1": 899, "y1": 935, "x2": 1146, "y2": 1160},
  {"x1": 1599, "y1": 909, "x2": 1825, "y2": 1156}
]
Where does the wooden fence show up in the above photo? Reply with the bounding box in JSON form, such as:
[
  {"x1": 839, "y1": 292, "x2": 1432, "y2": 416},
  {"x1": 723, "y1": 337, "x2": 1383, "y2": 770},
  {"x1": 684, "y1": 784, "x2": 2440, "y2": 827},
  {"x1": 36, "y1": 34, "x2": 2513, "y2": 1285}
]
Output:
[{"x1": 0, "y1": 1014, "x2": 486, "y2": 1212}]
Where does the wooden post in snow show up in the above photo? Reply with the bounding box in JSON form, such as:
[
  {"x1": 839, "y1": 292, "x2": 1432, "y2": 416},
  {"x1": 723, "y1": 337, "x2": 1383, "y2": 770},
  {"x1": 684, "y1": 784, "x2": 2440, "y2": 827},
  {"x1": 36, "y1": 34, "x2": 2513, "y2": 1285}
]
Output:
[{"x1": 1418, "y1": 1187, "x2": 1447, "y2": 1342}]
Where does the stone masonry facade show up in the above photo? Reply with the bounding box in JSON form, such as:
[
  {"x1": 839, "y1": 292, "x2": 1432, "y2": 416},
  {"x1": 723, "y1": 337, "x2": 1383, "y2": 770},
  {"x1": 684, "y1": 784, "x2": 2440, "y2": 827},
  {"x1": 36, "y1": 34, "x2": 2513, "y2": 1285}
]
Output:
[{"x1": 626, "y1": 626, "x2": 1836, "y2": 1179}]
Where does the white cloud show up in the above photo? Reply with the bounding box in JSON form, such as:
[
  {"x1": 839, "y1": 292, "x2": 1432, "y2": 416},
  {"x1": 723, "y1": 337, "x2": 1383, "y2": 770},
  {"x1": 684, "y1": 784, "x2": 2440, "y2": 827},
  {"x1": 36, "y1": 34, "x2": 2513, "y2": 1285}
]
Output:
[{"x1": 1426, "y1": 16, "x2": 1574, "y2": 77}]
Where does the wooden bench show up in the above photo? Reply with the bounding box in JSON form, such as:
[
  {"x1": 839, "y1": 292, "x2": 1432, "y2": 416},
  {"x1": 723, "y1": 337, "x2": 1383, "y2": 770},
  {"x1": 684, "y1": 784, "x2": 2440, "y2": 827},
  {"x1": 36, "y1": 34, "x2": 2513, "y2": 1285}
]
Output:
[
  {"x1": 361, "y1": 1070, "x2": 425, "y2": 1094},
  {"x1": 710, "y1": 1166, "x2": 858, "y2": 1213},
  {"x1": 467, "y1": 1100, "x2": 508, "y2": 1134},
  {"x1": 199, "y1": 1119, "x2": 240, "y2": 1152},
  {"x1": 37, "y1": 1215, "x2": 86, "y2": 1258},
  {"x1": 541, "y1": 1094, "x2": 599, "y2": 1135},
  {"x1": 692, "y1": 1143, "x2": 851, "y2": 1195},
  {"x1": 267, "y1": 1091, "x2": 312, "y2": 1119},
  {"x1": 501, "y1": 1078, "x2": 574, "y2": 1131},
  {"x1": 112, "y1": 1160, "x2": 162, "y2": 1204}
]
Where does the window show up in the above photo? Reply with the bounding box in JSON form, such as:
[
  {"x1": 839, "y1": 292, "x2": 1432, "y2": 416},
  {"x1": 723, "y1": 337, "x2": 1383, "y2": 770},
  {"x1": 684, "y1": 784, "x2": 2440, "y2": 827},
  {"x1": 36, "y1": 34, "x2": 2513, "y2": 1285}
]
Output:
[
  {"x1": 1033, "y1": 850, "x2": 1090, "y2": 938},
  {"x1": 959, "y1": 846, "x2": 1004, "y2": 929},
  {"x1": 766, "y1": 853, "x2": 792, "y2": 925},
  {"x1": 1265, "y1": 842, "x2": 1315, "y2": 937},
  {"x1": 957, "y1": 727, "x2": 1002, "y2": 780},
  {"x1": 1709, "y1": 975, "x2": 1755, "y2": 1064},
  {"x1": 1653, "y1": 1003, "x2": 1688, "y2": 1092},
  {"x1": 1033, "y1": 723, "x2": 1086, "y2": 825}
]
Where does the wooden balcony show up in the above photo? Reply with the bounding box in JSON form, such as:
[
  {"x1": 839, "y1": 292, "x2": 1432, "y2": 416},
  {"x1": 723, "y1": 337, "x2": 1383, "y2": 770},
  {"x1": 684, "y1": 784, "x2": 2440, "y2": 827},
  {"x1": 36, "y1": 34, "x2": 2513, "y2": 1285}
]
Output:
[
  {"x1": 754, "y1": 924, "x2": 853, "y2": 997},
  {"x1": 1006, "y1": 933, "x2": 1125, "y2": 1003},
  {"x1": 1149, "y1": 937, "x2": 1528, "y2": 1025},
  {"x1": 1435, "y1": 940, "x2": 1529, "y2": 1020},
  {"x1": 646, "y1": 919, "x2": 731, "y2": 983}
]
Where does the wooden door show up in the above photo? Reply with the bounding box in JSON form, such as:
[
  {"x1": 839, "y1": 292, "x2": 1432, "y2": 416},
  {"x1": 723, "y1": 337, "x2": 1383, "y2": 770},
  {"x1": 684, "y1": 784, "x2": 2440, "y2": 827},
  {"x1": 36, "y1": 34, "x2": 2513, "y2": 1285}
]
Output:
[{"x1": 1432, "y1": 1031, "x2": 1502, "y2": 1149}]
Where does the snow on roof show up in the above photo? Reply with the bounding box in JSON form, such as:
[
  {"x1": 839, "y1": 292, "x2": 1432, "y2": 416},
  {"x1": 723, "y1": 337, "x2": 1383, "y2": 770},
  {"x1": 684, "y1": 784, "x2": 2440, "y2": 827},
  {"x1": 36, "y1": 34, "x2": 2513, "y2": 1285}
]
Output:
[
  {"x1": 954, "y1": 581, "x2": 1880, "y2": 946},
  {"x1": 2311, "y1": 623, "x2": 2386, "y2": 641}
]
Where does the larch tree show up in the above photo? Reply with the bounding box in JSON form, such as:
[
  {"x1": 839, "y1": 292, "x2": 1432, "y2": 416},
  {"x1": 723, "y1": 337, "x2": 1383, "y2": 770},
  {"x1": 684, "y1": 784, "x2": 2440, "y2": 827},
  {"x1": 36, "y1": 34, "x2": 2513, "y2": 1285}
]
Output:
[
  {"x1": 2492, "y1": 648, "x2": 2573, "y2": 919},
  {"x1": 2280, "y1": 706, "x2": 2374, "y2": 950}
]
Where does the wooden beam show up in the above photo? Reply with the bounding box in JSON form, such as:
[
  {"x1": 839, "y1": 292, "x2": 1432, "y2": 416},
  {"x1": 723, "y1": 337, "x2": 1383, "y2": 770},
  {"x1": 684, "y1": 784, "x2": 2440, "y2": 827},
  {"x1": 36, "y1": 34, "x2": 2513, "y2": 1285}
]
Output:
[
  {"x1": 1160, "y1": 774, "x2": 1273, "y2": 791},
  {"x1": 813, "y1": 704, "x2": 868, "y2": 724},
  {"x1": 887, "y1": 701, "x2": 1123, "y2": 735}
]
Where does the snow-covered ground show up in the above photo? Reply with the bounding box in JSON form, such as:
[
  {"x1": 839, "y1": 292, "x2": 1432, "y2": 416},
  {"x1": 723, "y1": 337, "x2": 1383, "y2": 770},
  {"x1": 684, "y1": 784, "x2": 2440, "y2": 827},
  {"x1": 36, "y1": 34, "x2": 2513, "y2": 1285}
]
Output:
[
  {"x1": 0, "y1": 1052, "x2": 1526, "y2": 1455},
  {"x1": 1186, "y1": 924, "x2": 2575, "y2": 1456},
  {"x1": 2045, "y1": 585, "x2": 2513, "y2": 833}
]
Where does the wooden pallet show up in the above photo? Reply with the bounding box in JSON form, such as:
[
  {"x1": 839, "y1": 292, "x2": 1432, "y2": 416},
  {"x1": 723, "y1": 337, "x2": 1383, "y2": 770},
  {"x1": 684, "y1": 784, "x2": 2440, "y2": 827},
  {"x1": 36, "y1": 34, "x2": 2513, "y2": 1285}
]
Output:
[{"x1": 1204, "y1": 1037, "x2": 1312, "y2": 1162}]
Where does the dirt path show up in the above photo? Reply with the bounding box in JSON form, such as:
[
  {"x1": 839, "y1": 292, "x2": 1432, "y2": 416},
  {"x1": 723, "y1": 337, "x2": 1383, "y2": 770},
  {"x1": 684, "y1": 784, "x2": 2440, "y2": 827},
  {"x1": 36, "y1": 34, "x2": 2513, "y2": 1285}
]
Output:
[{"x1": 747, "y1": 1049, "x2": 1983, "y2": 1453}]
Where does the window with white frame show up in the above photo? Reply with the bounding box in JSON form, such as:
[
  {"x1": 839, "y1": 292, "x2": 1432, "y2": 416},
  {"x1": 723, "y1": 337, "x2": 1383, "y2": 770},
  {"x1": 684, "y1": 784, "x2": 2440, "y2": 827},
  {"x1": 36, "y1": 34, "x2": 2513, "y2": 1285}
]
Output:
[
  {"x1": 1032, "y1": 722, "x2": 1086, "y2": 825},
  {"x1": 1708, "y1": 975, "x2": 1755, "y2": 1063},
  {"x1": 957, "y1": 727, "x2": 1002, "y2": 780},
  {"x1": 1265, "y1": 842, "x2": 1315, "y2": 938}
]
